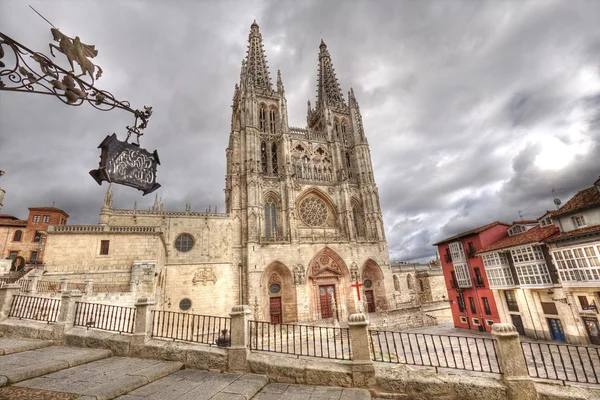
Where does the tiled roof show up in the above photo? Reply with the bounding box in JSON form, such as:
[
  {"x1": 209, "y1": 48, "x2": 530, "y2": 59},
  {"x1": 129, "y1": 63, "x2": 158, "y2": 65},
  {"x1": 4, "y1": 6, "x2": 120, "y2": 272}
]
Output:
[
  {"x1": 28, "y1": 207, "x2": 69, "y2": 217},
  {"x1": 544, "y1": 225, "x2": 600, "y2": 243},
  {"x1": 553, "y1": 187, "x2": 600, "y2": 217},
  {"x1": 537, "y1": 210, "x2": 559, "y2": 220},
  {"x1": 0, "y1": 214, "x2": 21, "y2": 220},
  {"x1": 511, "y1": 220, "x2": 538, "y2": 225},
  {"x1": 478, "y1": 225, "x2": 560, "y2": 253},
  {"x1": 0, "y1": 217, "x2": 27, "y2": 227},
  {"x1": 433, "y1": 221, "x2": 511, "y2": 246}
]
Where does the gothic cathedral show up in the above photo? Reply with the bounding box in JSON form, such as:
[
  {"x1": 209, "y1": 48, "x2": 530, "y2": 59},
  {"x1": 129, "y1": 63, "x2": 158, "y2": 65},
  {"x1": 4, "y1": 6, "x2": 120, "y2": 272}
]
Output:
[{"x1": 226, "y1": 21, "x2": 392, "y2": 322}]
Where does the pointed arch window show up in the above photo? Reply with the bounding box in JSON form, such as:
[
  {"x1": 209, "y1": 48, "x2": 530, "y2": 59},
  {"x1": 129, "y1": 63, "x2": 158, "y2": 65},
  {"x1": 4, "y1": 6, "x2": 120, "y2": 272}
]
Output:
[
  {"x1": 334, "y1": 121, "x2": 340, "y2": 139},
  {"x1": 259, "y1": 106, "x2": 267, "y2": 132},
  {"x1": 264, "y1": 198, "x2": 277, "y2": 238},
  {"x1": 271, "y1": 142, "x2": 278, "y2": 174},
  {"x1": 341, "y1": 123, "x2": 347, "y2": 145},
  {"x1": 13, "y1": 230, "x2": 22, "y2": 242},
  {"x1": 269, "y1": 108, "x2": 276, "y2": 133},
  {"x1": 352, "y1": 207, "x2": 361, "y2": 237},
  {"x1": 345, "y1": 152, "x2": 352, "y2": 178},
  {"x1": 261, "y1": 141, "x2": 268, "y2": 173}
]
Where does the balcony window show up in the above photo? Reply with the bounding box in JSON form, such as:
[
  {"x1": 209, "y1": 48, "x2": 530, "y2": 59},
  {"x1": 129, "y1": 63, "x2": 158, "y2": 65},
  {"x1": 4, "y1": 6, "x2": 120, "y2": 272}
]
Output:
[
  {"x1": 510, "y1": 245, "x2": 544, "y2": 263},
  {"x1": 510, "y1": 245, "x2": 552, "y2": 287},
  {"x1": 505, "y1": 290, "x2": 519, "y2": 312},
  {"x1": 474, "y1": 268, "x2": 485, "y2": 287},
  {"x1": 449, "y1": 241, "x2": 465, "y2": 263},
  {"x1": 482, "y1": 252, "x2": 515, "y2": 288},
  {"x1": 572, "y1": 215, "x2": 586, "y2": 228},
  {"x1": 469, "y1": 297, "x2": 476, "y2": 313},
  {"x1": 482, "y1": 297, "x2": 492, "y2": 315},
  {"x1": 32, "y1": 215, "x2": 40, "y2": 223},
  {"x1": 552, "y1": 245, "x2": 600, "y2": 285},
  {"x1": 454, "y1": 263, "x2": 472, "y2": 288}
]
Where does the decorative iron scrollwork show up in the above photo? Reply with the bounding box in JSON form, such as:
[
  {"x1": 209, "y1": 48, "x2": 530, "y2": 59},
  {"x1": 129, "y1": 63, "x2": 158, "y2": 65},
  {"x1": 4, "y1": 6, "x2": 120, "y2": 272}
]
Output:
[{"x1": 0, "y1": 30, "x2": 151, "y2": 143}]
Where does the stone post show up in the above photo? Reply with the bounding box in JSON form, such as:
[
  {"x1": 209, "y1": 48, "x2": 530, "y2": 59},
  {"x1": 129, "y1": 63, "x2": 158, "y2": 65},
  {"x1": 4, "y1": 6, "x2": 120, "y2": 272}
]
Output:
[
  {"x1": 0, "y1": 283, "x2": 20, "y2": 320},
  {"x1": 60, "y1": 276, "x2": 69, "y2": 292},
  {"x1": 53, "y1": 290, "x2": 83, "y2": 339},
  {"x1": 28, "y1": 269, "x2": 44, "y2": 294},
  {"x1": 84, "y1": 278, "x2": 93, "y2": 295},
  {"x1": 492, "y1": 323, "x2": 539, "y2": 400},
  {"x1": 348, "y1": 313, "x2": 376, "y2": 387},
  {"x1": 131, "y1": 297, "x2": 156, "y2": 349},
  {"x1": 228, "y1": 304, "x2": 251, "y2": 372}
]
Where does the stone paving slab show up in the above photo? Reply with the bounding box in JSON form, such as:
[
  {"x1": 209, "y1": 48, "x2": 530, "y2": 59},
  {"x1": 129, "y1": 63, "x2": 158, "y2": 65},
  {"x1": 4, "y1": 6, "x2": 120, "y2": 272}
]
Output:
[
  {"x1": 14, "y1": 357, "x2": 183, "y2": 400},
  {"x1": 253, "y1": 383, "x2": 371, "y2": 400},
  {"x1": 0, "y1": 338, "x2": 53, "y2": 355},
  {"x1": 0, "y1": 346, "x2": 112, "y2": 385},
  {"x1": 115, "y1": 370, "x2": 268, "y2": 400}
]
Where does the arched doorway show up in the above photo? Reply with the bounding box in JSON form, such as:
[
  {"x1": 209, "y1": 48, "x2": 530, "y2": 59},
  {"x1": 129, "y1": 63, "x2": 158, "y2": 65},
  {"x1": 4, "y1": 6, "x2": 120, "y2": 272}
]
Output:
[
  {"x1": 261, "y1": 262, "x2": 297, "y2": 323},
  {"x1": 361, "y1": 259, "x2": 388, "y2": 313},
  {"x1": 307, "y1": 247, "x2": 353, "y2": 320}
]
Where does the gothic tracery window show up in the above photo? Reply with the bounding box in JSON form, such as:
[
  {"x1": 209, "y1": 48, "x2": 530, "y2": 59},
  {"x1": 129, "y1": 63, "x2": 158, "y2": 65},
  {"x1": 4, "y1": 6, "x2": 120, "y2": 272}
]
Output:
[
  {"x1": 299, "y1": 196, "x2": 329, "y2": 227},
  {"x1": 269, "y1": 108, "x2": 276, "y2": 133},
  {"x1": 261, "y1": 141, "x2": 268, "y2": 173},
  {"x1": 345, "y1": 153, "x2": 352, "y2": 178},
  {"x1": 271, "y1": 142, "x2": 278, "y2": 174},
  {"x1": 264, "y1": 198, "x2": 277, "y2": 238},
  {"x1": 341, "y1": 123, "x2": 347, "y2": 145},
  {"x1": 259, "y1": 106, "x2": 267, "y2": 132},
  {"x1": 352, "y1": 207, "x2": 361, "y2": 237}
]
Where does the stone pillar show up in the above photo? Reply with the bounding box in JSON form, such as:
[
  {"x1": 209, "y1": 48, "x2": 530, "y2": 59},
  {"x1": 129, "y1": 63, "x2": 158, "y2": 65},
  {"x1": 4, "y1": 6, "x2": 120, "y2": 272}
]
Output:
[
  {"x1": 53, "y1": 290, "x2": 83, "y2": 339},
  {"x1": 348, "y1": 313, "x2": 376, "y2": 387},
  {"x1": 228, "y1": 304, "x2": 251, "y2": 372},
  {"x1": 60, "y1": 277, "x2": 69, "y2": 292},
  {"x1": 0, "y1": 283, "x2": 20, "y2": 320},
  {"x1": 84, "y1": 278, "x2": 93, "y2": 295},
  {"x1": 28, "y1": 269, "x2": 44, "y2": 294},
  {"x1": 295, "y1": 284, "x2": 310, "y2": 322},
  {"x1": 131, "y1": 297, "x2": 156, "y2": 348},
  {"x1": 492, "y1": 323, "x2": 539, "y2": 400}
]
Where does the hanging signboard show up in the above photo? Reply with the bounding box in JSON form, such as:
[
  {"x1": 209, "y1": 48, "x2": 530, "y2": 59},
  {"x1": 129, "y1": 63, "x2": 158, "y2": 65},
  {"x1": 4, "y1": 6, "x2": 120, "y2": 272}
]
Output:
[{"x1": 89, "y1": 133, "x2": 161, "y2": 195}]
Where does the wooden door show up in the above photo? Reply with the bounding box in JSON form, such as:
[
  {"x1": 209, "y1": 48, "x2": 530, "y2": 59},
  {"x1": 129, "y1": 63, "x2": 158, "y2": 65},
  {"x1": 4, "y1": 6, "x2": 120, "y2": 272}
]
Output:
[
  {"x1": 547, "y1": 318, "x2": 566, "y2": 342},
  {"x1": 365, "y1": 290, "x2": 376, "y2": 313},
  {"x1": 511, "y1": 315, "x2": 525, "y2": 336},
  {"x1": 270, "y1": 297, "x2": 282, "y2": 324},
  {"x1": 319, "y1": 285, "x2": 335, "y2": 318}
]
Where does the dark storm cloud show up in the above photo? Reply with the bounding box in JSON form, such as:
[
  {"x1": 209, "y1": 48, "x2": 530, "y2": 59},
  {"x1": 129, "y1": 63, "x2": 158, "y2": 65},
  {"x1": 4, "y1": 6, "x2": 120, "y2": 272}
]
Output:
[{"x1": 1, "y1": 0, "x2": 600, "y2": 262}]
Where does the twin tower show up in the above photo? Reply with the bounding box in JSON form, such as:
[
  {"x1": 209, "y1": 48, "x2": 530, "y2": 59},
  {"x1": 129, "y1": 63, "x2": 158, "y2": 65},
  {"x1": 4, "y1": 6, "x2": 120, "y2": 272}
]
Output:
[{"x1": 225, "y1": 21, "x2": 393, "y2": 322}]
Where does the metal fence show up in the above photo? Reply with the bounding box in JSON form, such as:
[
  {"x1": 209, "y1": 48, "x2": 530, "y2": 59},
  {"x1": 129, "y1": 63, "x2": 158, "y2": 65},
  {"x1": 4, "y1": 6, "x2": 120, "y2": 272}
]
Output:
[
  {"x1": 249, "y1": 320, "x2": 352, "y2": 360},
  {"x1": 73, "y1": 302, "x2": 136, "y2": 334},
  {"x1": 522, "y1": 342, "x2": 600, "y2": 384},
  {"x1": 151, "y1": 310, "x2": 230, "y2": 346},
  {"x1": 369, "y1": 330, "x2": 501, "y2": 374},
  {"x1": 9, "y1": 295, "x2": 60, "y2": 323}
]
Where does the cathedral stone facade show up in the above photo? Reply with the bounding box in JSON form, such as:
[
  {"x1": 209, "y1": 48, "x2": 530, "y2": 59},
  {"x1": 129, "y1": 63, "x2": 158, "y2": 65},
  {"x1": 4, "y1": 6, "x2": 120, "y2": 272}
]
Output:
[{"x1": 42, "y1": 22, "x2": 393, "y2": 322}]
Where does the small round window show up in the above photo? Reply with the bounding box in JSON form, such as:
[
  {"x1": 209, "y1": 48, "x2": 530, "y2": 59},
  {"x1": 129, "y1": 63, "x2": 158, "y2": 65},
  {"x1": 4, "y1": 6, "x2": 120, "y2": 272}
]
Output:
[
  {"x1": 269, "y1": 284, "x2": 281, "y2": 294},
  {"x1": 364, "y1": 279, "x2": 372, "y2": 288},
  {"x1": 179, "y1": 298, "x2": 192, "y2": 311},
  {"x1": 175, "y1": 234, "x2": 194, "y2": 252}
]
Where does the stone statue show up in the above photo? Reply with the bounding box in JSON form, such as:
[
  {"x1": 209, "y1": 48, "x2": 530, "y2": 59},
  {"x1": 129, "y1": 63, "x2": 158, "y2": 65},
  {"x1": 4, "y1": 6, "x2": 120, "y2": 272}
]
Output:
[
  {"x1": 350, "y1": 262, "x2": 359, "y2": 282},
  {"x1": 293, "y1": 264, "x2": 306, "y2": 285}
]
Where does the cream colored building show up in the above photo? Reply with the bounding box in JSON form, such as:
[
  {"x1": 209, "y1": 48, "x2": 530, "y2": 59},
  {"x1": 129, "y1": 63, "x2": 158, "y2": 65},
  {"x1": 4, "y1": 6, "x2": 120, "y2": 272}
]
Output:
[{"x1": 42, "y1": 21, "x2": 393, "y2": 323}]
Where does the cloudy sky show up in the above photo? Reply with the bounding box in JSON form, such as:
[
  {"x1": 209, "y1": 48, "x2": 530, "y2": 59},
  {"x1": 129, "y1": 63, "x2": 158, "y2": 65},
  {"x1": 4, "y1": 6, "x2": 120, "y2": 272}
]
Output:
[{"x1": 1, "y1": 0, "x2": 599, "y2": 262}]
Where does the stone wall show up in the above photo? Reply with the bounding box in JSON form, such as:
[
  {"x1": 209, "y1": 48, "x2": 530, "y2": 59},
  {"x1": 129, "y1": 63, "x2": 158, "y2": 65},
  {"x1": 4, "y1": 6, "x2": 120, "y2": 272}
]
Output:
[{"x1": 367, "y1": 307, "x2": 431, "y2": 330}]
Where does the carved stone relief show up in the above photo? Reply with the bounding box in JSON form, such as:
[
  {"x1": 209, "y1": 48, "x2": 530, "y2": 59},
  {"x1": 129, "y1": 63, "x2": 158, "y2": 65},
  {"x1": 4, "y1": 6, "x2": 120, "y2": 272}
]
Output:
[
  {"x1": 192, "y1": 267, "x2": 217, "y2": 286},
  {"x1": 293, "y1": 264, "x2": 306, "y2": 285}
]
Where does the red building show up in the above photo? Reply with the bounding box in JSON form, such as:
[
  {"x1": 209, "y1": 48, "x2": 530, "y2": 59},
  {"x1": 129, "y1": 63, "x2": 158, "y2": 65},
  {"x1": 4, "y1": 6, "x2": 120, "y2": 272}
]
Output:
[
  {"x1": 1, "y1": 207, "x2": 68, "y2": 265},
  {"x1": 433, "y1": 221, "x2": 510, "y2": 332}
]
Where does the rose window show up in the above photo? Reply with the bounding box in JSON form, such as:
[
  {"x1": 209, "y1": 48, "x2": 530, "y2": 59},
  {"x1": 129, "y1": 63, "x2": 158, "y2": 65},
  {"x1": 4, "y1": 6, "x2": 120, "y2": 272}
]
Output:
[{"x1": 299, "y1": 197, "x2": 328, "y2": 227}]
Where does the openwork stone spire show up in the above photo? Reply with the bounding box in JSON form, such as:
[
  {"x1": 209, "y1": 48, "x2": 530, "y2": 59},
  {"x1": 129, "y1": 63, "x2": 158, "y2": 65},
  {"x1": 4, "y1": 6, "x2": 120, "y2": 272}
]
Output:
[
  {"x1": 103, "y1": 183, "x2": 113, "y2": 209},
  {"x1": 244, "y1": 20, "x2": 272, "y2": 90},
  {"x1": 316, "y1": 40, "x2": 345, "y2": 108}
]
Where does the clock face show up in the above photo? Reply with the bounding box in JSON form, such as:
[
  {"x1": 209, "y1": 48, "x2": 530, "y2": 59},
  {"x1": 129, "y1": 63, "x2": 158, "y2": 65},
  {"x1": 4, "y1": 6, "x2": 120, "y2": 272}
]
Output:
[{"x1": 299, "y1": 197, "x2": 328, "y2": 227}]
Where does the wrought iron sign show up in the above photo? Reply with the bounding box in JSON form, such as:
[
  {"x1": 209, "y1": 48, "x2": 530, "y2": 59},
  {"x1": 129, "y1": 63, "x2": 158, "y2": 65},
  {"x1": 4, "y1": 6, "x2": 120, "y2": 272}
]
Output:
[{"x1": 0, "y1": 15, "x2": 161, "y2": 194}]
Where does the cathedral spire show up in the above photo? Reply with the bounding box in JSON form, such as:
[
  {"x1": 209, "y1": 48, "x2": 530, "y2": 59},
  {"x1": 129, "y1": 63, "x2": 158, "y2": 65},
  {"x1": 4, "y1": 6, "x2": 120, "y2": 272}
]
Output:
[
  {"x1": 316, "y1": 39, "x2": 345, "y2": 109},
  {"x1": 243, "y1": 20, "x2": 272, "y2": 90},
  {"x1": 103, "y1": 183, "x2": 113, "y2": 209}
]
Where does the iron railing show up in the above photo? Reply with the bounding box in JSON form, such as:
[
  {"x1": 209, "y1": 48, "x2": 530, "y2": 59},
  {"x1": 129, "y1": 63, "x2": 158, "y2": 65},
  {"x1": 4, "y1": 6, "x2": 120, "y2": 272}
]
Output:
[
  {"x1": 151, "y1": 310, "x2": 230, "y2": 346},
  {"x1": 522, "y1": 342, "x2": 600, "y2": 384},
  {"x1": 9, "y1": 295, "x2": 60, "y2": 323},
  {"x1": 369, "y1": 330, "x2": 501, "y2": 373},
  {"x1": 67, "y1": 282, "x2": 87, "y2": 292},
  {"x1": 36, "y1": 280, "x2": 60, "y2": 293},
  {"x1": 249, "y1": 320, "x2": 352, "y2": 360},
  {"x1": 74, "y1": 302, "x2": 135, "y2": 333}
]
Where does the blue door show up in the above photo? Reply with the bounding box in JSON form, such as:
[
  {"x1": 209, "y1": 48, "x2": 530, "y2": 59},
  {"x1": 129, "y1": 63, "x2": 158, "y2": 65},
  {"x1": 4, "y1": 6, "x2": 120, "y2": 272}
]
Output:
[{"x1": 547, "y1": 318, "x2": 566, "y2": 342}]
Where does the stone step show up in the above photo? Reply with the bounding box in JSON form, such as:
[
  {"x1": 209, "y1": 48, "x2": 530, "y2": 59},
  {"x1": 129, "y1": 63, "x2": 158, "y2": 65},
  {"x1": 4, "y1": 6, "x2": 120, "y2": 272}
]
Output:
[
  {"x1": 0, "y1": 337, "x2": 53, "y2": 355},
  {"x1": 252, "y1": 382, "x2": 372, "y2": 400},
  {"x1": 115, "y1": 370, "x2": 269, "y2": 400},
  {"x1": 0, "y1": 345, "x2": 112, "y2": 386},
  {"x1": 14, "y1": 356, "x2": 183, "y2": 400}
]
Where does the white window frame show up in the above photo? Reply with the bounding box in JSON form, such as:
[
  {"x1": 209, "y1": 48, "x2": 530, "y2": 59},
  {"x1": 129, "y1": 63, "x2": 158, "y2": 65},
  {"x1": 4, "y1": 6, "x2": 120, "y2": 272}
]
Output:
[
  {"x1": 572, "y1": 215, "x2": 586, "y2": 228},
  {"x1": 510, "y1": 245, "x2": 552, "y2": 287},
  {"x1": 551, "y1": 244, "x2": 600, "y2": 286},
  {"x1": 482, "y1": 252, "x2": 515, "y2": 288},
  {"x1": 454, "y1": 262, "x2": 471, "y2": 288},
  {"x1": 449, "y1": 241, "x2": 465, "y2": 263}
]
